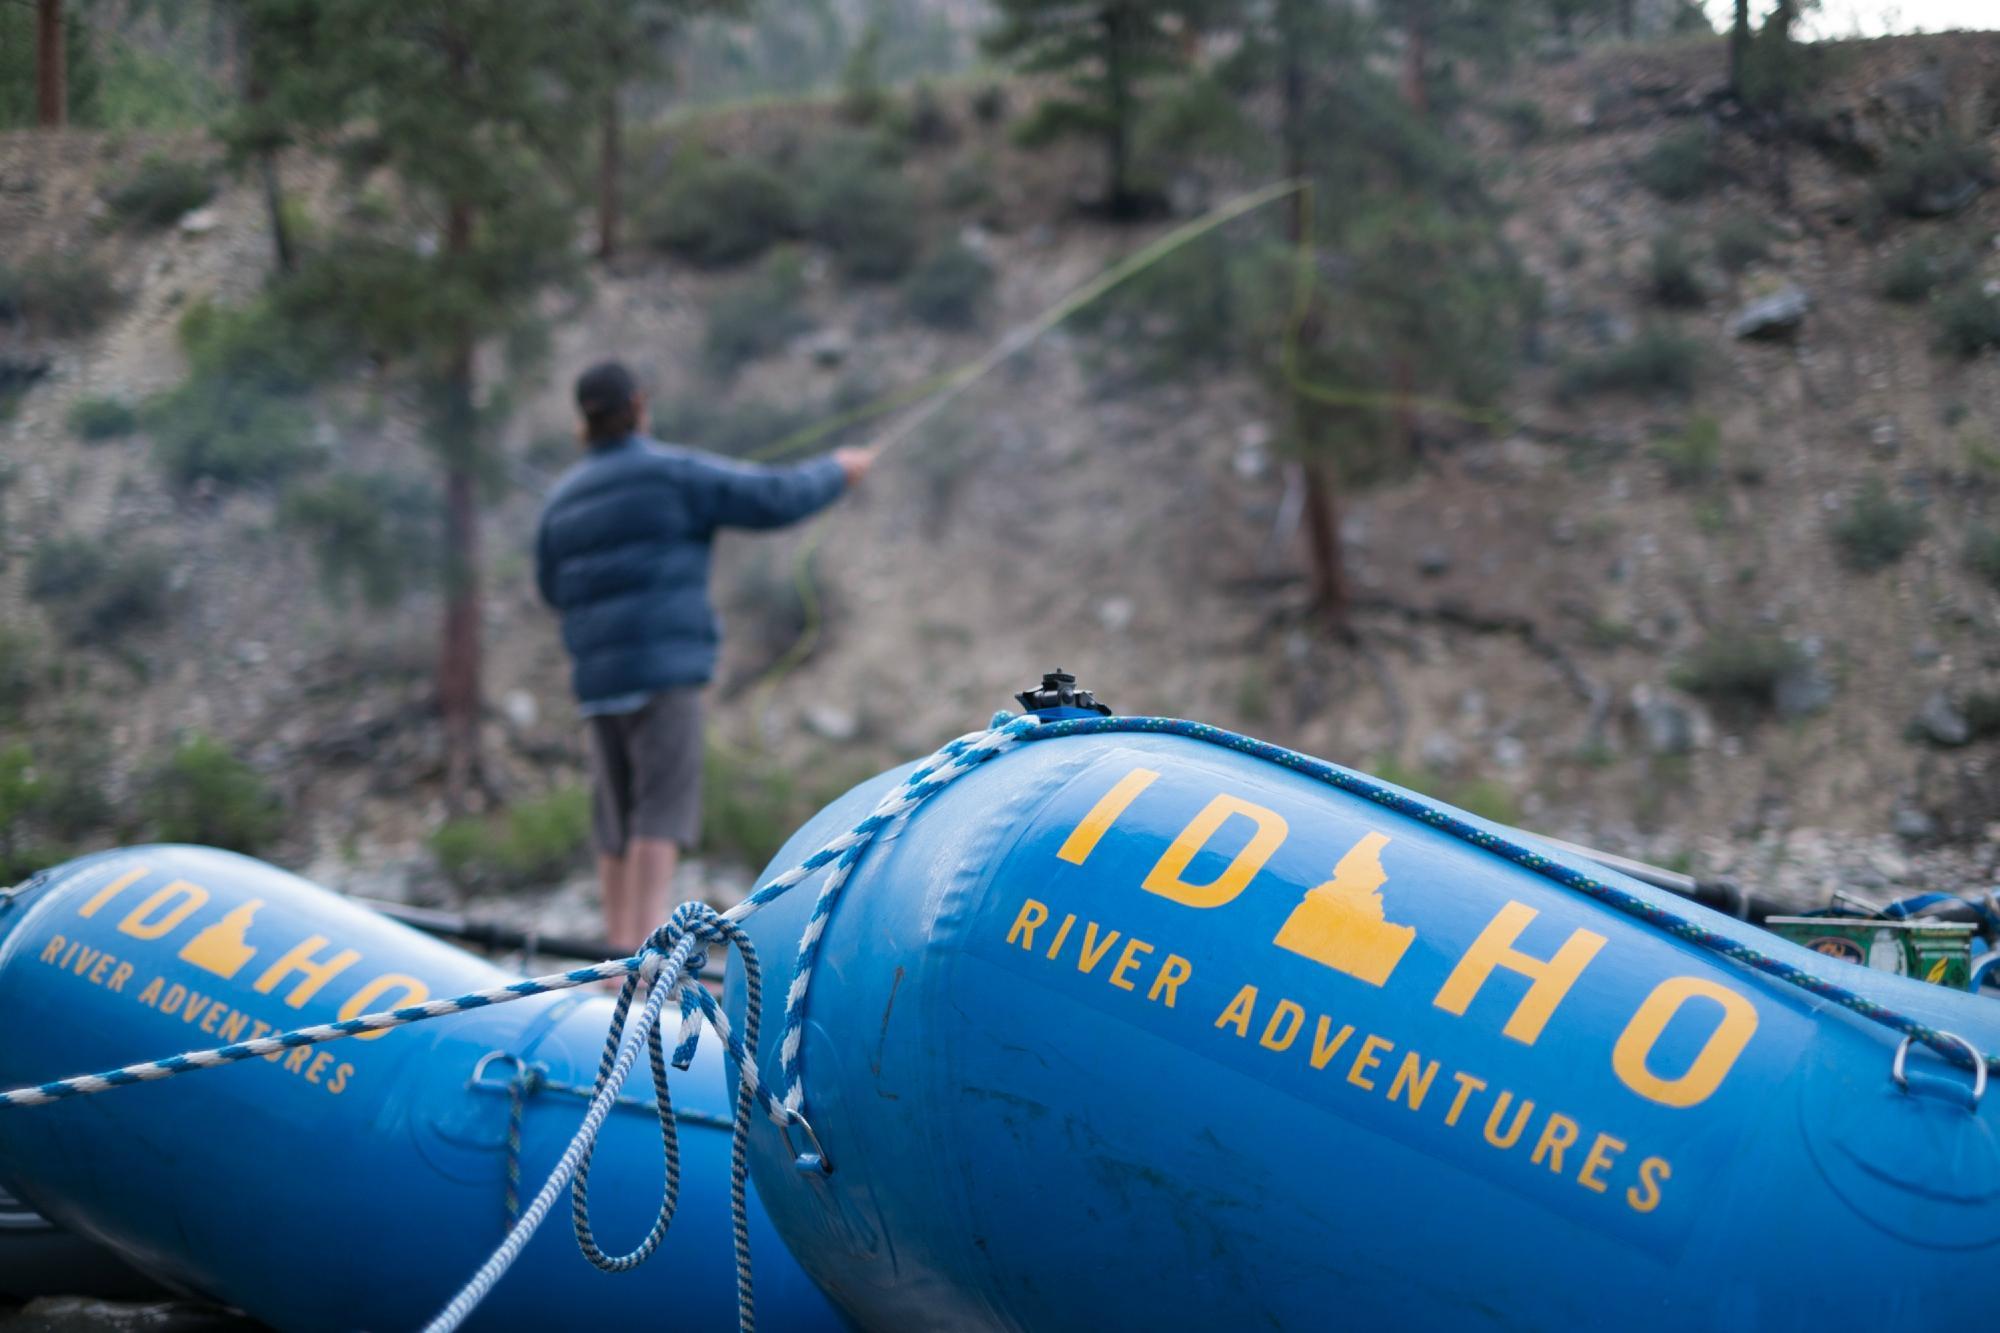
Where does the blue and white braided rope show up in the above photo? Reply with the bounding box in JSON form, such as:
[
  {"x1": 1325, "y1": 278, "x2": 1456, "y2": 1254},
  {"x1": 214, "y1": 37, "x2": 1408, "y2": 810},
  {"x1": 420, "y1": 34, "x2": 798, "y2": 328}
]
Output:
[{"x1": 0, "y1": 956, "x2": 641, "y2": 1108}]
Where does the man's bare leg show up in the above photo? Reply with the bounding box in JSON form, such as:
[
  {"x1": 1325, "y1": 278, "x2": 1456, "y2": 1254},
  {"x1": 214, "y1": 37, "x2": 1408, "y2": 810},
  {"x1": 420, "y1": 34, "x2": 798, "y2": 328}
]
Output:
[
  {"x1": 626, "y1": 836, "x2": 681, "y2": 948},
  {"x1": 599, "y1": 852, "x2": 633, "y2": 953}
]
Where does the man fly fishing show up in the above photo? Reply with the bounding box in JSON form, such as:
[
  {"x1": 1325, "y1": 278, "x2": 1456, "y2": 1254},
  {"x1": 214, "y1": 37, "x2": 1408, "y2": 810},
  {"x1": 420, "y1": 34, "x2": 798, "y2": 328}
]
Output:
[{"x1": 535, "y1": 361, "x2": 874, "y2": 951}]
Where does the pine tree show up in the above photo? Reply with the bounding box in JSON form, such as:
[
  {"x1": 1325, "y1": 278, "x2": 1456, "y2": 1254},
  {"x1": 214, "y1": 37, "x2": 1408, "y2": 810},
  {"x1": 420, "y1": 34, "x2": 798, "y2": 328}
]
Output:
[
  {"x1": 254, "y1": 0, "x2": 593, "y2": 809},
  {"x1": 984, "y1": 0, "x2": 1211, "y2": 219},
  {"x1": 1219, "y1": 0, "x2": 1533, "y2": 628},
  {"x1": 35, "y1": 0, "x2": 64, "y2": 127},
  {"x1": 571, "y1": 0, "x2": 745, "y2": 262}
]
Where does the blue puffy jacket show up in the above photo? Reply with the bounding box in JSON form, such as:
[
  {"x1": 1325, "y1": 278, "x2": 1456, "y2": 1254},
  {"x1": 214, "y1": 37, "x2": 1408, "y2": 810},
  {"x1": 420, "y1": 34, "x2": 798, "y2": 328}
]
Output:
[{"x1": 535, "y1": 436, "x2": 846, "y2": 706}]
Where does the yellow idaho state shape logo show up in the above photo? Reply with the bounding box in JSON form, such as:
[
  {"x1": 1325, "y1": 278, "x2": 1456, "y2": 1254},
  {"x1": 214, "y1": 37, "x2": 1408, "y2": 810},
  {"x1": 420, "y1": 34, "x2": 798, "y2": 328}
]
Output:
[
  {"x1": 1272, "y1": 833, "x2": 1415, "y2": 986},
  {"x1": 178, "y1": 900, "x2": 263, "y2": 979}
]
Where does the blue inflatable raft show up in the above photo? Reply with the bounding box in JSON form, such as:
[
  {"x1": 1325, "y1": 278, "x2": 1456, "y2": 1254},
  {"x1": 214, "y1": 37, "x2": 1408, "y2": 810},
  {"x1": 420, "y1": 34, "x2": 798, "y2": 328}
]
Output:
[
  {"x1": 0, "y1": 846, "x2": 840, "y2": 1332},
  {"x1": 728, "y1": 710, "x2": 2000, "y2": 1332},
  {"x1": 6, "y1": 700, "x2": 2000, "y2": 1332}
]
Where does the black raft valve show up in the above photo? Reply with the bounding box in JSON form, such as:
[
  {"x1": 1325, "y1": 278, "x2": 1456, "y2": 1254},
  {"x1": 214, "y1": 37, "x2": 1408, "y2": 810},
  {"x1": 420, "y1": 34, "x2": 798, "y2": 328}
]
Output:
[{"x1": 1015, "y1": 668, "x2": 1113, "y2": 718}]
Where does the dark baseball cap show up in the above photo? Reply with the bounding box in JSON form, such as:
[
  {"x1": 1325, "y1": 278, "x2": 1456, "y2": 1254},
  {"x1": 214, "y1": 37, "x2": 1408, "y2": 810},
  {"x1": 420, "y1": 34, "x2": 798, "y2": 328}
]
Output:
[{"x1": 574, "y1": 361, "x2": 637, "y2": 416}]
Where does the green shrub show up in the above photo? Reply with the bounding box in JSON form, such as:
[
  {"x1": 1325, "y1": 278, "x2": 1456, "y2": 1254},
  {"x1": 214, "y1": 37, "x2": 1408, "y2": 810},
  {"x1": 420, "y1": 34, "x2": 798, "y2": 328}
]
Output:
[
  {"x1": 178, "y1": 293, "x2": 344, "y2": 391},
  {"x1": 146, "y1": 379, "x2": 318, "y2": 489},
  {"x1": 1965, "y1": 691, "x2": 2000, "y2": 741},
  {"x1": 66, "y1": 394, "x2": 138, "y2": 441},
  {"x1": 103, "y1": 153, "x2": 215, "y2": 230},
  {"x1": 1878, "y1": 242, "x2": 1947, "y2": 304},
  {"x1": 1560, "y1": 328, "x2": 1701, "y2": 399},
  {"x1": 904, "y1": 81, "x2": 956, "y2": 147},
  {"x1": 645, "y1": 155, "x2": 800, "y2": 267},
  {"x1": 0, "y1": 252, "x2": 121, "y2": 337},
  {"x1": 1831, "y1": 478, "x2": 1925, "y2": 571},
  {"x1": 1965, "y1": 526, "x2": 2000, "y2": 589},
  {"x1": 431, "y1": 786, "x2": 590, "y2": 892},
  {"x1": 839, "y1": 24, "x2": 889, "y2": 125},
  {"x1": 1648, "y1": 233, "x2": 1706, "y2": 308},
  {"x1": 1494, "y1": 97, "x2": 1546, "y2": 145},
  {"x1": 704, "y1": 250, "x2": 812, "y2": 376},
  {"x1": 971, "y1": 84, "x2": 1008, "y2": 125},
  {"x1": 1934, "y1": 282, "x2": 2000, "y2": 359},
  {"x1": 1671, "y1": 630, "x2": 1803, "y2": 714},
  {"x1": 0, "y1": 737, "x2": 113, "y2": 882},
  {"x1": 1654, "y1": 416, "x2": 1723, "y2": 486},
  {"x1": 27, "y1": 537, "x2": 172, "y2": 645},
  {"x1": 143, "y1": 295, "x2": 332, "y2": 490},
  {"x1": 902, "y1": 242, "x2": 993, "y2": 329},
  {"x1": 137, "y1": 734, "x2": 285, "y2": 854},
  {"x1": 1635, "y1": 126, "x2": 1717, "y2": 202},
  {"x1": 0, "y1": 629, "x2": 37, "y2": 724},
  {"x1": 1873, "y1": 135, "x2": 1993, "y2": 219},
  {"x1": 942, "y1": 157, "x2": 997, "y2": 212},
  {"x1": 279, "y1": 472, "x2": 436, "y2": 609},
  {"x1": 1369, "y1": 757, "x2": 1522, "y2": 826},
  {"x1": 1712, "y1": 213, "x2": 1772, "y2": 272},
  {"x1": 1070, "y1": 237, "x2": 1269, "y2": 382},
  {"x1": 802, "y1": 140, "x2": 922, "y2": 281},
  {"x1": 701, "y1": 741, "x2": 876, "y2": 869}
]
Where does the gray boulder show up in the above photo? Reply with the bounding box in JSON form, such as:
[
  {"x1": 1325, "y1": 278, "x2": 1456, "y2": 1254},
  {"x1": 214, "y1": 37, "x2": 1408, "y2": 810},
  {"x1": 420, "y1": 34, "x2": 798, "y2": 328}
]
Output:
[
  {"x1": 1912, "y1": 692, "x2": 1971, "y2": 747},
  {"x1": 1730, "y1": 284, "x2": 1811, "y2": 340}
]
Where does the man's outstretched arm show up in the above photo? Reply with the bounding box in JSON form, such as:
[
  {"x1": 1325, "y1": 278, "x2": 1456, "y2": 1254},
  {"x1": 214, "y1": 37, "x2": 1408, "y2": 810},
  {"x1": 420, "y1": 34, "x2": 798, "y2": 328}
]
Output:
[{"x1": 698, "y1": 447, "x2": 874, "y2": 530}]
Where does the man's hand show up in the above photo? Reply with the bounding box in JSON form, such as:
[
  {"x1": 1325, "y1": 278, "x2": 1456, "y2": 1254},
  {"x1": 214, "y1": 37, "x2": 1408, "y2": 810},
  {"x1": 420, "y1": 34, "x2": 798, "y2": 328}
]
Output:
[{"x1": 834, "y1": 446, "x2": 877, "y2": 488}]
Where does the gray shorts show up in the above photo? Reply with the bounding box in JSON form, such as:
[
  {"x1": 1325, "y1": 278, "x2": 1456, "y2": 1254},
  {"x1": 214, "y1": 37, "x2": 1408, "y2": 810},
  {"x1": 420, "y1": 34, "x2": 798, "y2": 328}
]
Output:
[{"x1": 585, "y1": 688, "x2": 703, "y2": 856}]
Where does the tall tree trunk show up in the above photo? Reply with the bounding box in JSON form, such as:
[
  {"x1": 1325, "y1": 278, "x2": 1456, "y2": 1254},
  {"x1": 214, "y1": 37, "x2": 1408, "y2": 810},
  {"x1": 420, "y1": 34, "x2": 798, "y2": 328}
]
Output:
[
  {"x1": 1392, "y1": 0, "x2": 1428, "y2": 459},
  {"x1": 259, "y1": 154, "x2": 296, "y2": 274},
  {"x1": 1277, "y1": 0, "x2": 1349, "y2": 631},
  {"x1": 597, "y1": 87, "x2": 621, "y2": 260},
  {"x1": 1103, "y1": 6, "x2": 1133, "y2": 218},
  {"x1": 1399, "y1": 0, "x2": 1429, "y2": 119},
  {"x1": 35, "y1": 0, "x2": 66, "y2": 128},
  {"x1": 439, "y1": 201, "x2": 483, "y2": 813},
  {"x1": 1729, "y1": 0, "x2": 1751, "y2": 95},
  {"x1": 1299, "y1": 459, "x2": 1349, "y2": 630},
  {"x1": 238, "y1": 19, "x2": 297, "y2": 276}
]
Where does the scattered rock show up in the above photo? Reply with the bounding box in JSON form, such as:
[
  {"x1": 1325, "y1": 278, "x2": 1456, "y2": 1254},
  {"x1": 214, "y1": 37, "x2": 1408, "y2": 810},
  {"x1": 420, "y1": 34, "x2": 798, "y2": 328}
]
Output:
[
  {"x1": 0, "y1": 353, "x2": 51, "y2": 396},
  {"x1": 803, "y1": 329, "x2": 849, "y2": 368},
  {"x1": 1420, "y1": 732, "x2": 1463, "y2": 772},
  {"x1": 802, "y1": 704, "x2": 860, "y2": 744},
  {"x1": 177, "y1": 206, "x2": 221, "y2": 236},
  {"x1": 1729, "y1": 284, "x2": 1810, "y2": 340},
  {"x1": 1893, "y1": 802, "x2": 1938, "y2": 844},
  {"x1": 1913, "y1": 692, "x2": 1970, "y2": 747},
  {"x1": 1417, "y1": 545, "x2": 1451, "y2": 578},
  {"x1": 1492, "y1": 736, "x2": 1527, "y2": 770},
  {"x1": 501, "y1": 689, "x2": 538, "y2": 731},
  {"x1": 1905, "y1": 178, "x2": 1983, "y2": 219},
  {"x1": 1774, "y1": 660, "x2": 1835, "y2": 720},
  {"x1": 1634, "y1": 690, "x2": 1701, "y2": 756},
  {"x1": 1096, "y1": 597, "x2": 1135, "y2": 633}
]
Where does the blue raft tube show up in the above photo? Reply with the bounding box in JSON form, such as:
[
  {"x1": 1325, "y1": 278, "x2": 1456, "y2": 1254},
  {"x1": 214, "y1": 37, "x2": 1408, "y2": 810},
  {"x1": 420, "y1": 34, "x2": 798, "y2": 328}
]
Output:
[
  {"x1": 0, "y1": 846, "x2": 842, "y2": 1332},
  {"x1": 719, "y1": 684, "x2": 2000, "y2": 1333}
]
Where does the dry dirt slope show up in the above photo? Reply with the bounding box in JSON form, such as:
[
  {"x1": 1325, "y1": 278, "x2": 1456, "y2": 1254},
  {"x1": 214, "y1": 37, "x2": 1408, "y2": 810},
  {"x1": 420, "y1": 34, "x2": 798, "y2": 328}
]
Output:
[{"x1": 1, "y1": 32, "x2": 1999, "y2": 913}]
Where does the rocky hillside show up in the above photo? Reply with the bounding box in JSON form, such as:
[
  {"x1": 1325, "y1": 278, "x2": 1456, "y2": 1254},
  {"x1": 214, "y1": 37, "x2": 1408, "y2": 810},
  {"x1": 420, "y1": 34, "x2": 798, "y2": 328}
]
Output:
[{"x1": 3, "y1": 30, "x2": 2000, "y2": 924}]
